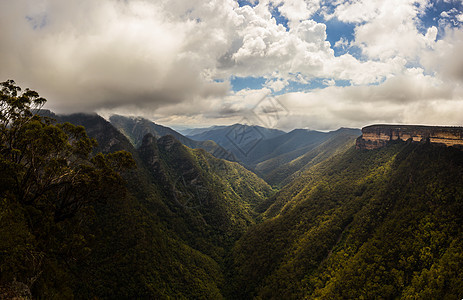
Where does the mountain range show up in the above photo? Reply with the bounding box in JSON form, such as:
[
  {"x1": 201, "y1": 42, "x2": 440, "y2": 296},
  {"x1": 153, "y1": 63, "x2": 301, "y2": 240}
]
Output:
[
  {"x1": 107, "y1": 115, "x2": 361, "y2": 187},
  {"x1": 2, "y1": 110, "x2": 463, "y2": 299}
]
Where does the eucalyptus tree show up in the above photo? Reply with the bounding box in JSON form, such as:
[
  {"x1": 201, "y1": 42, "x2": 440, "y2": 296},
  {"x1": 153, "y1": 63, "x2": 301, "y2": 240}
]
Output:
[{"x1": 0, "y1": 80, "x2": 134, "y2": 298}]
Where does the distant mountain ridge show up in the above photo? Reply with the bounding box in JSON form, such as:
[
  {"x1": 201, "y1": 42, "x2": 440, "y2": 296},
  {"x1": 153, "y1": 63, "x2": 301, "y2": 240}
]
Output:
[
  {"x1": 109, "y1": 115, "x2": 236, "y2": 161},
  {"x1": 44, "y1": 111, "x2": 361, "y2": 187},
  {"x1": 179, "y1": 125, "x2": 229, "y2": 136},
  {"x1": 258, "y1": 128, "x2": 360, "y2": 187},
  {"x1": 187, "y1": 123, "x2": 285, "y2": 142},
  {"x1": 187, "y1": 124, "x2": 285, "y2": 163},
  {"x1": 107, "y1": 117, "x2": 362, "y2": 187},
  {"x1": 188, "y1": 124, "x2": 361, "y2": 185}
]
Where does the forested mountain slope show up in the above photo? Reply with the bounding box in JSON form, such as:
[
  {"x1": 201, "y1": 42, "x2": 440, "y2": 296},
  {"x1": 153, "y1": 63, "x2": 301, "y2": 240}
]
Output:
[
  {"x1": 188, "y1": 125, "x2": 360, "y2": 179},
  {"x1": 61, "y1": 113, "x2": 275, "y2": 298},
  {"x1": 1, "y1": 90, "x2": 273, "y2": 299},
  {"x1": 109, "y1": 116, "x2": 361, "y2": 188},
  {"x1": 109, "y1": 114, "x2": 234, "y2": 160},
  {"x1": 257, "y1": 128, "x2": 360, "y2": 187},
  {"x1": 231, "y1": 142, "x2": 463, "y2": 299},
  {"x1": 4, "y1": 81, "x2": 462, "y2": 299}
]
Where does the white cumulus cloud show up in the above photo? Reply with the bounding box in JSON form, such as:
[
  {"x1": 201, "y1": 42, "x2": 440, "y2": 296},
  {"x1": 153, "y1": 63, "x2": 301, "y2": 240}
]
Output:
[{"x1": 0, "y1": 0, "x2": 462, "y2": 130}]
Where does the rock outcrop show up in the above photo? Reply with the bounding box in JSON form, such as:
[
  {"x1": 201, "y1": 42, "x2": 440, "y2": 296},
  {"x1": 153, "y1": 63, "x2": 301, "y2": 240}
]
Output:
[{"x1": 356, "y1": 125, "x2": 463, "y2": 150}]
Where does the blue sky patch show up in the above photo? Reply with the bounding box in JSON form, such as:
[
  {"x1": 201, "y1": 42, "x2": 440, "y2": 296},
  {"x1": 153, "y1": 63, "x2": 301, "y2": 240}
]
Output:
[
  {"x1": 273, "y1": 78, "x2": 351, "y2": 95},
  {"x1": 312, "y1": 12, "x2": 358, "y2": 57},
  {"x1": 418, "y1": 0, "x2": 463, "y2": 38},
  {"x1": 269, "y1": 2, "x2": 290, "y2": 30},
  {"x1": 326, "y1": 19, "x2": 357, "y2": 56},
  {"x1": 231, "y1": 75, "x2": 353, "y2": 94},
  {"x1": 231, "y1": 76, "x2": 267, "y2": 91},
  {"x1": 237, "y1": 0, "x2": 257, "y2": 8}
]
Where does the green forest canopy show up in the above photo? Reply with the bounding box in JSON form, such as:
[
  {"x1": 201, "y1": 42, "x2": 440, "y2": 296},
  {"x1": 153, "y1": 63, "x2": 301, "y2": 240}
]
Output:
[{"x1": 0, "y1": 80, "x2": 134, "y2": 298}]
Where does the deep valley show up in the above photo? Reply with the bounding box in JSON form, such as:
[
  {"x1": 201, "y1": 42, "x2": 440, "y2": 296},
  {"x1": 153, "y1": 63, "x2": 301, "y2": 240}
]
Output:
[{"x1": 1, "y1": 81, "x2": 463, "y2": 299}]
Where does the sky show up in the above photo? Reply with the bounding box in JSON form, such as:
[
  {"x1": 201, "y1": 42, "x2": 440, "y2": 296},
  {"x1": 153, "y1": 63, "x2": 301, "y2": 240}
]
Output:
[{"x1": 1, "y1": 0, "x2": 463, "y2": 131}]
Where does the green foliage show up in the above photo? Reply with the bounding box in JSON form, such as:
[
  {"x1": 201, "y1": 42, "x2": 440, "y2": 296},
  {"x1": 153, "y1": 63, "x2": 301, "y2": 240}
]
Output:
[
  {"x1": 258, "y1": 128, "x2": 359, "y2": 188},
  {"x1": 136, "y1": 134, "x2": 275, "y2": 260},
  {"x1": 49, "y1": 115, "x2": 275, "y2": 298},
  {"x1": 3, "y1": 79, "x2": 463, "y2": 298},
  {"x1": 231, "y1": 142, "x2": 463, "y2": 299},
  {"x1": 0, "y1": 80, "x2": 134, "y2": 298}
]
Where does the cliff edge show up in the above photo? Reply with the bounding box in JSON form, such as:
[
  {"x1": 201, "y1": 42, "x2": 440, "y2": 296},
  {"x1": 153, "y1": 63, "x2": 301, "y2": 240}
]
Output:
[{"x1": 356, "y1": 125, "x2": 463, "y2": 150}]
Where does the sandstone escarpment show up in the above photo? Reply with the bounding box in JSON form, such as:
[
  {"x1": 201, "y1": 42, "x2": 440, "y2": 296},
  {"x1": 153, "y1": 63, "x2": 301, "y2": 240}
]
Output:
[{"x1": 356, "y1": 125, "x2": 463, "y2": 150}]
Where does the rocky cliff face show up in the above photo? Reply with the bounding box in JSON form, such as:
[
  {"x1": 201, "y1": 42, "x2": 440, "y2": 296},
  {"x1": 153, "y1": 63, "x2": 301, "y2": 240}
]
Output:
[{"x1": 356, "y1": 125, "x2": 463, "y2": 150}]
